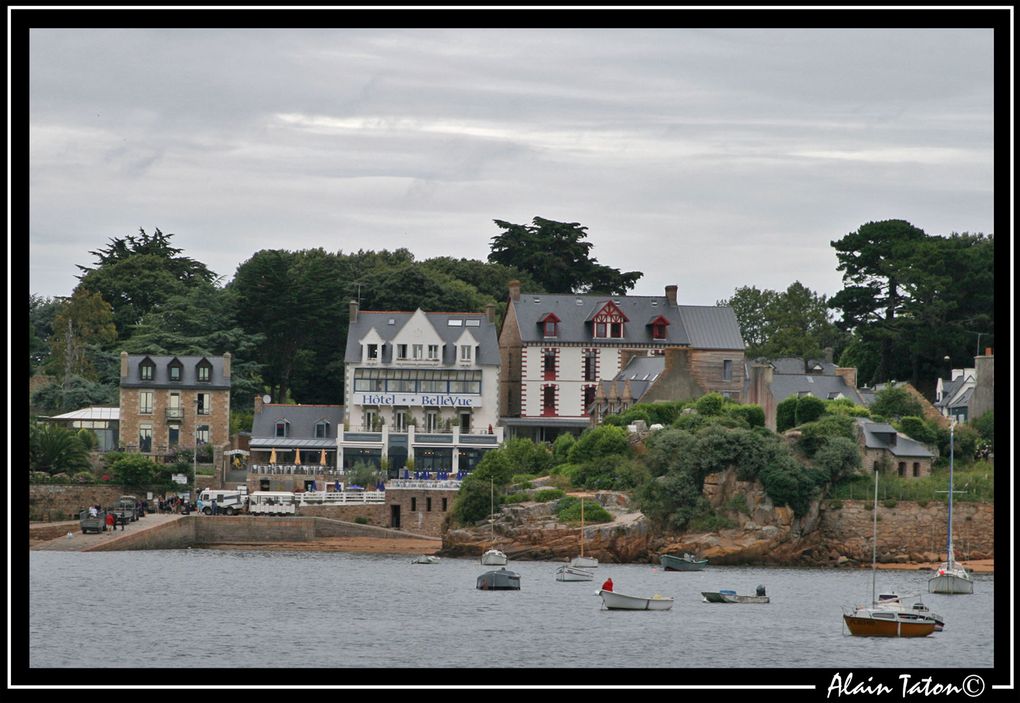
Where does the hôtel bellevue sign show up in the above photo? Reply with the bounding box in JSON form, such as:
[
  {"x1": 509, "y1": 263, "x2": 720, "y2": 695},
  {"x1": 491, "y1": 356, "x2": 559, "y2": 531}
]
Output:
[{"x1": 355, "y1": 393, "x2": 481, "y2": 407}]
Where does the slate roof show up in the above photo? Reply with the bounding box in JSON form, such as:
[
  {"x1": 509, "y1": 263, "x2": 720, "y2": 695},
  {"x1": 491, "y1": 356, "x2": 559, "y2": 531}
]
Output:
[
  {"x1": 121, "y1": 354, "x2": 230, "y2": 389},
  {"x1": 509, "y1": 293, "x2": 744, "y2": 350},
  {"x1": 765, "y1": 356, "x2": 867, "y2": 406},
  {"x1": 597, "y1": 356, "x2": 664, "y2": 403},
  {"x1": 857, "y1": 418, "x2": 934, "y2": 458},
  {"x1": 345, "y1": 310, "x2": 500, "y2": 365},
  {"x1": 249, "y1": 404, "x2": 345, "y2": 449}
]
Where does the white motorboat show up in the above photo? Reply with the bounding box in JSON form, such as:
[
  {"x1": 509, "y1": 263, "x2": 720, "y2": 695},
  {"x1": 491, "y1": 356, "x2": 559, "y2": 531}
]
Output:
[
  {"x1": 928, "y1": 421, "x2": 974, "y2": 595},
  {"x1": 555, "y1": 565, "x2": 594, "y2": 582},
  {"x1": 411, "y1": 555, "x2": 440, "y2": 564},
  {"x1": 597, "y1": 589, "x2": 673, "y2": 611},
  {"x1": 480, "y1": 548, "x2": 508, "y2": 566}
]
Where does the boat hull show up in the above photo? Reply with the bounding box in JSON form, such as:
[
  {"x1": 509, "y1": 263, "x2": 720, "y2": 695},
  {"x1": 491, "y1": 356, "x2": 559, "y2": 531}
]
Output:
[
  {"x1": 477, "y1": 568, "x2": 520, "y2": 590},
  {"x1": 599, "y1": 589, "x2": 673, "y2": 611},
  {"x1": 555, "y1": 565, "x2": 594, "y2": 582},
  {"x1": 569, "y1": 556, "x2": 598, "y2": 568},
  {"x1": 928, "y1": 572, "x2": 973, "y2": 595},
  {"x1": 660, "y1": 554, "x2": 708, "y2": 571},
  {"x1": 843, "y1": 613, "x2": 936, "y2": 637},
  {"x1": 480, "y1": 549, "x2": 508, "y2": 566},
  {"x1": 411, "y1": 555, "x2": 439, "y2": 564},
  {"x1": 702, "y1": 592, "x2": 769, "y2": 604}
]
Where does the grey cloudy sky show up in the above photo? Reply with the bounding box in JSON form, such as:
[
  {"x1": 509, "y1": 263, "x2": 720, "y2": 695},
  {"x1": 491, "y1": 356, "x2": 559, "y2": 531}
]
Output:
[{"x1": 28, "y1": 26, "x2": 995, "y2": 306}]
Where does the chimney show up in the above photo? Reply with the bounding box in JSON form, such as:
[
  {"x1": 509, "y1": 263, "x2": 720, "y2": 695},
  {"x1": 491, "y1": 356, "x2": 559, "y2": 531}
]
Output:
[
  {"x1": 508, "y1": 280, "x2": 521, "y2": 302},
  {"x1": 984, "y1": 347, "x2": 993, "y2": 356},
  {"x1": 665, "y1": 285, "x2": 678, "y2": 307},
  {"x1": 485, "y1": 303, "x2": 496, "y2": 323},
  {"x1": 254, "y1": 394, "x2": 264, "y2": 415},
  {"x1": 349, "y1": 300, "x2": 359, "y2": 323},
  {"x1": 120, "y1": 351, "x2": 128, "y2": 379},
  {"x1": 824, "y1": 347, "x2": 833, "y2": 364},
  {"x1": 223, "y1": 352, "x2": 231, "y2": 380}
]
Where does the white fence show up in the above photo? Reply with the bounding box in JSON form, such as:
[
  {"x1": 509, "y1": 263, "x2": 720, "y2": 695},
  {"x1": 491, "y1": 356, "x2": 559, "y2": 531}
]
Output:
[{"x1": 294, "y1": 490, "x2": 386, "y2": 505}]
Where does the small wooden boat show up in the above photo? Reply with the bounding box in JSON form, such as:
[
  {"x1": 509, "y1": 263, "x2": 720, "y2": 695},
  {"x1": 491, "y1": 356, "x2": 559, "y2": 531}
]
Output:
[
  {"x1": 702, "y1": 586, "x2": 769, "y2": 604},
  {"x1": 477, "y1": 567, "x2": 520, "y2": 591},
  {"x1": 555, "y1": 565, "x2": 594, "y2": 582},
  {"x1": 660, "y1": 552, "x2": 708, "y2": 571},
  {"x1": 411, "y1": 555, "x2": 440, "y2": 564},
  {"x1": 598, "y1": 589, "x2": 673, "y2": 611}
]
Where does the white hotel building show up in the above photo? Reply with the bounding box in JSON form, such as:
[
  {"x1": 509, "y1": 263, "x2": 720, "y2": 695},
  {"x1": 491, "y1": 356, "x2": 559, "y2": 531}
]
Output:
[{"x1": 339, "y1": 302, "x2": 503, "y2": 475}]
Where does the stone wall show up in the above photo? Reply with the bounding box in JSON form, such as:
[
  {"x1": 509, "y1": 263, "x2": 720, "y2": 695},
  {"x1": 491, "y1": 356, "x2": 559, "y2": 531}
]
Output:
[
  {"x1": 30, "y1": 481, "x2": 216, "y2": 522},
  {"x1": 297, "y1": 504, "x2": 389, "y2": 527}
]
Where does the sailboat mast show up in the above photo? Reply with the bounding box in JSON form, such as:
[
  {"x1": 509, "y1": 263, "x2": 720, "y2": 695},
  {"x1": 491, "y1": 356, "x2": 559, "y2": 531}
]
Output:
[
  {"x1": 490, "y1": 477, "x2": 494, "y2": 545},
  {"x1": 871, "y1": 469, "x2": 878, "y2": 605},
  {"x1": 947, "y1": 421, "x2": 955, "y2": 567},
  {"x1": 580, "y1": 498, "x2": 585, "y2": 557}
]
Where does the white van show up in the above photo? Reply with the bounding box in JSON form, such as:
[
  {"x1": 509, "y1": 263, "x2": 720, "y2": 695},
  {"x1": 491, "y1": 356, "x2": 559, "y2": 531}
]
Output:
[
  {"x1": 197, "y1": 489, "x2": 246, "y2": 515},
  {"x1": 248, "y1": 491, "x2": 297, "y2": 516}
]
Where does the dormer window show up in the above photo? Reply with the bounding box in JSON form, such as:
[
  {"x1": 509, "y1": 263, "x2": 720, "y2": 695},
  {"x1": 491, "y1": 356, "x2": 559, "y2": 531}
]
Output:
[
  {"x1": 428, "y1": 344, "x2": 439, "y2": 360},
  {"x1": 397, "y1": 344, "x2": 408, "y2": 360},
  {"x1": 315, "y1": 420, "x2": 330, "y2": 439},
  {"x1": 139, "y1": 358, "x2": 155, "y2": 381},
  {"x1": 648, "y1": 315, "x2": 670, "y2": 340},
  {"x1": 167, "y1": 359, "x2": 183, "y2": 382},
  {"x1": 367, "y1": 344, "x2": 379, "y2": 360},
  {"x1": 275, "y1": 420, "x2": 289, "y2": 438},
  {"x1": 460, "y1": 345, "x2": 472, "y2": 362},
  {"x1": 540, "y1": 312, "x2": 560, "y2": 338},
  {"x1": 196, "y1": 359, "x2": 212, "y2": 382},
  {"x1": 590, "y1": 302, "x2": 628, "y2": 339}
]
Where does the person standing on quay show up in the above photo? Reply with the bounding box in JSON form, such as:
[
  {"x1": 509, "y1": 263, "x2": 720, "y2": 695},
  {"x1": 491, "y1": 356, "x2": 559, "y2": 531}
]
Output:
[{"x1": 105, "y1": 511, "x2": 115, "y2": 533}]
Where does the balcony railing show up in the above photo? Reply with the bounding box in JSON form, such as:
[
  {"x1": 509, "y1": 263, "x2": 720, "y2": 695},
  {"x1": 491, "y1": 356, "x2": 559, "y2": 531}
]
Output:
[{"x1": 166, "y1": 407, "x2": 184, "y2": 419}]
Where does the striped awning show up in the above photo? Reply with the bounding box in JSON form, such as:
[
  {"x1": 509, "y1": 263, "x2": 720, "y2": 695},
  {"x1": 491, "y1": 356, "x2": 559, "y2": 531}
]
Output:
[{"x1": 248, "y1": 438, "x2": 336, "y2": 449}]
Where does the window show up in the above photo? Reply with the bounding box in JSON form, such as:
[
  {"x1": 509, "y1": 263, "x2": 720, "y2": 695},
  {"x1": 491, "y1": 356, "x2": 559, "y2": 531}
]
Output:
[
  {"x1": 365, "y1": 409, "x2": 379, "y2": 431},
  {"x1": 197, "y1": 392, "x2": 211, "y2": 415},
  {"x1": 543, "y1": 386, "x2": 556, "y2": 416},
  {"x1": 543, "y1": 349, "x2": 557, "y2": 380},
  {"x1": 168, "y1": 392, "x2": 182, "y2": 419},
  {"x1": 428, "y1": 344, "x2": 439, "y2": 360},
  {"x1": 652, "y1": 323, "x2": 666, "y2": 339},
  {"x1": 459, "y1": 411, "x2": 471, "y2": 433},
  {"x1": 610, "y1": 322, "x2": 623, "y2": 338},
  {"x1": 315, "y1": 421, "x2": 330, "y2": 439},
  {"x1": 275, "y1": 421, "x2": 288, "y2": 438},
  {"x1": 413, "y1": 344, "x2": 424, "y2": 360},
  {"x1": 396, "y1": 344, "x2": 408, "y2": 360},
  {"x1": 139, "y1": 390, "x2": 154, "y2": 414},
  {"x1": 196, "y1": 361, "x2": 212, "y2": 382},
  {"x1": 425, "y1": 411, "x2": 439, "y2": 433},
  {"x1": 139, "y1": 426, "x2": 153, "y2": 453},
  {"x1": 898, "y1": 462, "x2": 906, "y2": 476},
  {"x1": 584, "y1": 350, "x2": 597, "y2": 382},
  {"x1": 544, "y1": 320, "x2": 557, "y2": 336},
  {"x1": 168, "y1": 363, "x2": 182, "y2": 382},
  {"x1": 139, "y1": 360, "x2": 155, "y2": 381},
  {"x1": 442, "y1": 497, "x2": 448, "y2": 512},
  {"x1": 196, "y1": 425, "x2": 210, "y2": 444},
  {"x1": 723, "y1": 359, "x2": 733, "y2": 381},
  {"x1": 394, "y1": 409, "x2": 407, "y2": 432},
  {"x1": 411, "y1": 497, "x2": 417, "y2": 511},
  {"x1": 583, "y1": 385, "x2": 597, "y2": 412},
  {"x1": 595, "y1": 322, "x2": 607, "y2": 338},
  {"x1": 367, "y1": 344, "x2": 379, "y2": 360},
  {"x1": 426, "y1": 497, "x2": 432, "y2": 512},
  {"x1": 168, "y1": 426, "x2": 180, "y2": 447},
  {"x1": 460, "y1": 345, "x2": 472, "y2": 362},
  {"x1": 913, "y1": 462, "x2": 920, "y2": 478}
]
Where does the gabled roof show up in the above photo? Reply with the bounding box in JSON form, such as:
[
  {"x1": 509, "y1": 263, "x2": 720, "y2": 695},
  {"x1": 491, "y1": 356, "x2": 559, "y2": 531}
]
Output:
[
  {"x1": 345, "y1": 310, "x2": 500, "y2": 365},
  {"x1": 769, "y1": 358, "x2": 837, "y2": 375},
  {"x1": 595, "y1": 355, "x2": 665, "y2": 405},
  {"x1": 121, "y1": 354, "x2": 230, "y2": 389},
  {"x1": 509, "y1": 292, "x2": 745, "y2": 350},
  {"x1": 250, "y1": 404, "x2": 345, "y2": 448},
  {"x1": 856, "y1": 418, "x2": 934, "y2": 458}
]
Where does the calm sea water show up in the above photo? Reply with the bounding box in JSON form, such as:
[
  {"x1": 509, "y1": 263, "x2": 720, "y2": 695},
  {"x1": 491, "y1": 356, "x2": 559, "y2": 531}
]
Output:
[{"x1": 28, "y1": 550, "x2": 994, "y2": 671}]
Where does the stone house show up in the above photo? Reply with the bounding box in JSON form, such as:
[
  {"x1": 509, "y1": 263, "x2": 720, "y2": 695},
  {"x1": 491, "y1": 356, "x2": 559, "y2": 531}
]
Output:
[
  {"x1": 856, "y1": 418, "x2": 934, "y2": 478},
  {"x1": 745, "y1": 354, "x2": 865, "y2": 432},
  {"x1": 118, "y1": 352, "x2": 231, "y2": 465}
]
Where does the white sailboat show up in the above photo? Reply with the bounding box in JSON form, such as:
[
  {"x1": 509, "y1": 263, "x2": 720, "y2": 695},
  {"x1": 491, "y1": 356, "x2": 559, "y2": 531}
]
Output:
[
  {"x1": 928, "y1": 420, "x2": 974, "y2": 594},
  {"x1": 480, "y1": 478, "x2": 508, "y2": 566},
  {"x1": 569, "y1": 496, "x2": 598, "y2": 569}
]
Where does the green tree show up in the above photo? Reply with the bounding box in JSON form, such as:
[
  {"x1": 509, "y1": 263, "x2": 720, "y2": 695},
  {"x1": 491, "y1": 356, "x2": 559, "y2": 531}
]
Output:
[
  {"x1": 895, "y1": 417, "x2": 938, "y2": 446},
  {"x1": 29, "y1": 423, "x2": 92, "y2": 474},
  {"x1": 108, "y1": 454, "x2": 161, "y2": 488},
  {"x1": 30, "y1": 374, "x2": 118, "y2": 415},
  {"x1": 971, "y1": 411, "x2": 994, "y2": 452},
  {"x1": 795, "y1": 395, "x2": 827, "y2": 426},
  {"x1": 870, "y1": 386, "x2": 924, "y2": 420},
  {"x1": 568, "y1": 425, "x2": 631, "y2": 464},
  {"x1": 46, "y1": 288, "x2": 118, "y2": 380},
  {"x1": 813, "y1": 436, "x2": 863, "y2": 483},
  {"x1": 488, "y1": 217, "x2": 642, "y2": 294}
]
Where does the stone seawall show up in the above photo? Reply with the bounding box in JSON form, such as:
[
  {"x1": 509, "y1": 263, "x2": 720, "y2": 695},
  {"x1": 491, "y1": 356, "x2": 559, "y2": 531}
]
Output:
[{"x1": 84, "y1": 515, "x2": 436, "y2": 551}]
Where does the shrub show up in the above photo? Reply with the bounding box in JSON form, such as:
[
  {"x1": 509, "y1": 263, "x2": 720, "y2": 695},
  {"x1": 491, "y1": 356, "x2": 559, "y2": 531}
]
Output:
[
  {"x1": 76, "y1": 428, "x2": 98, "y2": 451},
  {"x1": 726, "y1": 403, "x2": 765, "y2": 428},
  {"x1": 776, "y1": 397, "x2": 799, "y2": 433},
  {"x1": 573, "y1": 455, "x2": 649, "y2": 490},
  {"x1": 896, "y1": 416, "x2": 938, "y2": 446},
  {"x1": 828, "y1": 499, "x2": 843, "y2": 510},
  {"x1": 30, "y1": 423, "x2": 91, "y2": 474},
  {"x1": 72, "y1": 471, "x2": 96, "y2": 484},
  {"x1": 686, "y1": 509, "x2": 737, "y2": 532},
  {"x1": 971, "y1": 410, "x2": 994, "y2": 450},
  {"x1": 813, "y1": 436, "x2": 863, "y2": 483},
  {"x1": 643, "y1": 428, "x2": 698, "y2": 477},
  {"x1": 567, "y1": 425, "x2": 631, "y2": 464},
  {"x1": 795, "y1": 395, "x2": 827, "y2": 426},
  {"x1": 883, "y1": 499, "x2": 897, "y2": 509},
  {"x1": 503, "y1": 492, "x2": 530, "y2": 504},
  {"x1": 694, "y1": 392, "x2": 726, "y2": 416},
  {"x1": 672, "y1": 412, "x2": 710, "y2": 432},
  {"x1": 353, "y1": 516, "x2": 369, "y2": 525},
  {"x1": 501, "y1": 438, "x2": 553, "y2": 475},
  {"x1": 758, "y1": 454, "x2": 819, "y2": 517},
  {"x1": 870, "y1": 386, "x2": 924, "y2": 419},
  {"x1": 636, "y1": 472, "x2": 709, "y2": 532},
  {"x1": 552, "y1": 433, "x2": 576, "y2": 463},
  {"x1": 29, "y1": 471, "x2": 50, "y2": 484},
  {"x1": 510, "y1": 473, "x2": 536, "y2": 490},
  {"x1": 724, "y1": 494, "x2": 751, "y2": 515},
  {"x1": 109, "y1": 454, "x2": 161, "y2": 488},
  {"x1": 796, "y1": 414, "x2": 856, "y2": 457},
  {"x1": 556, "y1": 499, "x2": 612, "y2": 525}
]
